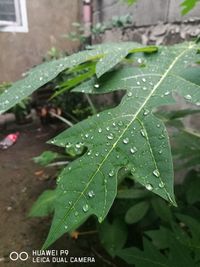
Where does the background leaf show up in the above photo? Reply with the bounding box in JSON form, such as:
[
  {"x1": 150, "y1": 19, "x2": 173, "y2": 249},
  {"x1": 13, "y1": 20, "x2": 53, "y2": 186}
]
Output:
[
  {"x1": 29, "y1": 190, "x2": 56, "y2": 217},
  {"x1": 125, "y1": 201, "x2": 149, "y2": 224},
  {"x1": 99, "y1": 218, "x2": 127, "y2": 257}
]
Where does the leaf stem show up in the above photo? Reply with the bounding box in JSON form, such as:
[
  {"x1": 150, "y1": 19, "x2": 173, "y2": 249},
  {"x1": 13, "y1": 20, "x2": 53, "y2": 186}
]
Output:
[
  {"x1": 85, "y1": 94, "x2": 97, "y2": 114},
  {"x1": 49, "y1": 112, "x2": 74, "y2": 127}
]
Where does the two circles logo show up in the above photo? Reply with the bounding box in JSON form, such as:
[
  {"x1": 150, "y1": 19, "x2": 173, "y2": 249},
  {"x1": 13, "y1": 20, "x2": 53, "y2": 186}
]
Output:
[{"x1": 9, "y1": 252, "x2": 29, "y2": 261}]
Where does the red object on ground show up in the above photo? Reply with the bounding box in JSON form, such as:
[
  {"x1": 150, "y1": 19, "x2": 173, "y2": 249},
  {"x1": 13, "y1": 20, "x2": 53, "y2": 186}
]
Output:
[{"x1": 0, "y1": 132, "x2": 20, "y2": 150}]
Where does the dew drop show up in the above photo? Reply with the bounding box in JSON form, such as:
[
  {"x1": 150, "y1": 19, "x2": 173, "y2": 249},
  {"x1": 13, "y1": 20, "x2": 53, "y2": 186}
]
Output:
[
  {"x1": 82, "y1": 204, "x2": 89, "y2": 212},
  {"x1": 131, "y1": 167, "x2": 136, "y2": 173},
  {"x1": 130, "y1": 147, "x2": 137, "y2": 154},
  {"x1": 75, "y1": 211, "x2": 79, "y2": 216},
  {"x1": 136, "y1": 81, "x2": 140, "y2": 85},
  {"x1": 107, "y1": 134, "x2": 114, "y2": 140},
  {"x1": 64, "y1": 225, "x2": 68, "y2": 230},
  {"x1": 146, "y1": 184, "x2": 153, "y2": 191},
  {"x1": 158, "y1": 181, "x2": 165, "y2": 188},
  {"x1": 123, "y1": 138, "x2": 129, "y2": 144},
  {"x1": 109, "y1": 169, "x2": 115, "y2": 177},
  {"x1": 118, "y1": 121, "x2": 123, "y2": 126},
  {"x1": 94, "y1": 84, "x2": 100, "y2": 88},
  {"x1": 142, "y1": 78, "x2": 146, "y2": 82},
  {"x1": 66, "y1": 142, "x2": 71, "y2": 148},
  {"x1": 140, "y1": 129, "x2": 146, "y2": 137},
  {"x1": 106, "y1": 127, "x2": 110, "y2": 131},
  {"x1": 153, "y1": 169, "x2": 160, "y2": 177},
  {"x1": 75, "y1": 143, "x2": 82, "y2": 149},
  {"x1": 184, "y1": 94, "x2": 192, "y2": 100},
  {"x1": 127, "y1": 92, "x2": 132, "y2": 97},
  {"x1": 143, "y1": 109, "x2": 149, "y2": 116},
  {"x1": 87, "y1": 150, "x2": 92, "y2": 155},
  {"x1": 85, "y1": 133, "x2": 89, "y2": 138},
  {"x1": 98, "y1": 128, "x2": 102, "y2": 133},
  {"x1": 164, "y1": 91, "x2": 170, "y2": 96},
  {"x1": 88, "y1": 190, "x2": 95, "y2": 198}
]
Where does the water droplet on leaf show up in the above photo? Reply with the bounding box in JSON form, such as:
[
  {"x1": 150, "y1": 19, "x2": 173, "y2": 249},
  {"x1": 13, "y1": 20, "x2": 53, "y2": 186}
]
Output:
[
  {"x1": 123, "y1": 138, "x2": 129, "y2": 144},
  {"x1": 153, "y1": 169, "x2": 160, "y2": 177},
  {"x1": 82, "y1": 204, "x2": 89, "y2": 212},
  {"x1": 146, "y1": 184, "x2": 153, "y2": 191}
]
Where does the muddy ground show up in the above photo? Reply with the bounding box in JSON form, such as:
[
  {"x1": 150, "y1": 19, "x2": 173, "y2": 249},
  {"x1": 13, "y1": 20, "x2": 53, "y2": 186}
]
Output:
[{"x1": 0, "y1": 120, "x2": 120, "y2": 267}]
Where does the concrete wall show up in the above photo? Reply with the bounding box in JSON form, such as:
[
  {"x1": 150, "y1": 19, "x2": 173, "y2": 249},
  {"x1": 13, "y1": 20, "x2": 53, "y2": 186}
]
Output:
[
  {"x1": 0, "y1": 0, "x2": 81, "y2": 83},
  {"x1": 93, "y1": 0, "x2": 200, "y2": 45},
  {"x1": 93, "y1": 0, "x2": 200, "y2": 26}
]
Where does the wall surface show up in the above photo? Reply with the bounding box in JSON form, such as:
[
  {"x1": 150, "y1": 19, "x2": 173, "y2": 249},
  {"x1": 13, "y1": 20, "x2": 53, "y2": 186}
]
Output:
[
  {"x1": 93, "y1": 0, "x2": 200, "y2": 45},
  {"x1": 0, "y1": 0, "x2": 81, "y2": 82},
  {"x1": 93, "y1": 0, "x2": 200, "y2": 26}
]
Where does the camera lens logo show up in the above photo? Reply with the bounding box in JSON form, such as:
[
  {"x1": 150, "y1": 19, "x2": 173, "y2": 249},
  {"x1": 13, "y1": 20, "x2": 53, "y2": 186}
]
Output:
[{"x1": 9, "y1": 252, "x2": 29, "y2": 261}]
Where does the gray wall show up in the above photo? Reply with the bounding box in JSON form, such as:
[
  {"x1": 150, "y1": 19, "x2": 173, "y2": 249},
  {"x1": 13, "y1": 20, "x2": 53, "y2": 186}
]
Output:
[
  {"x1": 93, "y1": 0, "x2": 200, "y2": 45},
  {"x1": 93, "y1": 0, "x2": 200, "y2": 26},
  {"x1": 0, "y1": 0, "x2": 81, "y2": 83}
]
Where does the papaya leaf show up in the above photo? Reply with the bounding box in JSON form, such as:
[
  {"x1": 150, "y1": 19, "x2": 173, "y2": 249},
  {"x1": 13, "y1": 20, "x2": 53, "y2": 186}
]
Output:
[
  {"x1": 1, "y1": 42, "x2": 200, "y2": 248},
  {"x1": 99, "y1": 218, "x2": 128, "y2": 257},
  {"x1": 29, "y1": 190, "x2": 56, "y2": 217},
  {"x1": 117, "y1": 188, "x2": 149, "y2": 199},
  {"x1": 118, "y1": 238, "x2": 168, "y2": 267},
  {"x1": 41, "y1": 42, "x2": 200, "y2": 249},
  {"x1": 0, "y1": 42, "x2": 153, "y2": 114},
  {"x1": 125, "y1": 201, "x2": 149, "y2": 224},
  {"x1": 118, "y1": 237, "x2": 197, "y2": 267}
]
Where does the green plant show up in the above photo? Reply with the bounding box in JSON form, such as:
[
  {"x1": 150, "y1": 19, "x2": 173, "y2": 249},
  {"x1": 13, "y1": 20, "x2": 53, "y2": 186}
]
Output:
[
  {"x1": 181, "y1": 0, "x2": 200, "y2": 14},
  {"x1": 0, "y1": 82, "x2": 31, "y2": 123},
  {"x1": 65, "y1": 15, "x2": 133, "y2": 45},
  {"x1": 0, "y1": 41, "x2": 200, "y2": 252}
]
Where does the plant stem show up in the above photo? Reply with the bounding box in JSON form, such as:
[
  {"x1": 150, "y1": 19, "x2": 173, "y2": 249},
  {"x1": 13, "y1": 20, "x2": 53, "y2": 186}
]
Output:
[
  {"x1": 85, "y1": 94, "x2": 97, "y2": 114},
  {"x1": 49, "y1": 112, "x2": 74, "y2": 127}
]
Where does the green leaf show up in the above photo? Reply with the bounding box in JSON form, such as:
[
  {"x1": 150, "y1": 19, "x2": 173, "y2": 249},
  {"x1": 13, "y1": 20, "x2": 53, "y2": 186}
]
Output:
[
  {"x1": 151, "y1": 198, "x2": 173, "y2": 222},
  {"x1": 0, "y1": 43, "x2": 154, "y2": 114},
  {"x1": 33, "y1": 151, "x2": 60, "y2": 166},
  {"x1": 29, "y1": 190, "x2": 56, "y2": 217},
  {"x1": 181, "y1": 0, "x2": 200, "y2": 15},
  {"x1": 43, "y1": 42, "x2": 200, "y2": 248},
  {"x1": 186, "y1": 176, "x2": 200, "y2": 204},
  {"x1": 1, "y1": 41, "x2": 200, "y2": 249},
  {"x1": 122, "y1": 0, "x2": 137, "y2": 5},
  {"x1": 99, "y1": 218, "x2": 127, "y2": 257},
  {"x1": 125, "y1": 201, "x2": 149, "y2": 224},
  {"x1": 96, "y1": 44, "x2": 157, "y2": 77},
  {"x1": 118, "y1": 238, "x2": 168, "y2": 267},
  {"x1": 118, "y1": 236, "x2": 197, "y2": 267},
  {"x1": 117, "y1": 188, "x2": 149, "y2": 199},
  {"x1": 172, "y1": 128, "x2": 200, "y2": 169},
  {"x1": 145, "y1": 227, "x2": 172, "y2": 249}
]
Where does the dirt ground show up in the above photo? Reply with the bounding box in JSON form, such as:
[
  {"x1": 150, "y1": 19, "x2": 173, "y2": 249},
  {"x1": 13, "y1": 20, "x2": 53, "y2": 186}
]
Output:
[{"x1": 0, "y1": 120, "x2": 118, "y2": 267}]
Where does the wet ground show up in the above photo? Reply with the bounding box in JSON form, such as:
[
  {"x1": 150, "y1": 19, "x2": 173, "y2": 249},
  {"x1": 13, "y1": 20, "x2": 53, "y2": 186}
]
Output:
[{"x1": 0, "y1": 121, "x2": 119, "y2": 267}]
